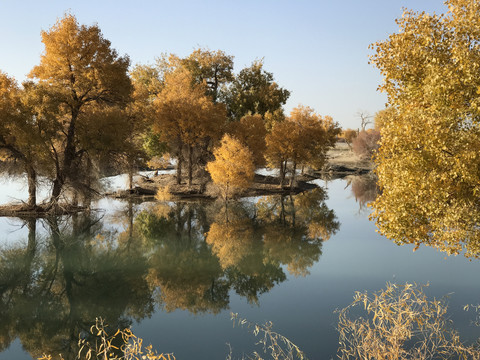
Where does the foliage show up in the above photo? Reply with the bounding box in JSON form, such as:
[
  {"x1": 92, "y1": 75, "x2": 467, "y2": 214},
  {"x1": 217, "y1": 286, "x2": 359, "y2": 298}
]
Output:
[
  {"x1": 227, "y1": 113, "x2": 267, "y2": 167},
  {"x1": 265, "y1": 105, "x2": 340, "y2": 186},
  {"x1": 222, "y1": 60, "x2": 290, "y2": 120},
  {"x1": 229, "y1": 313, "x2": 307, "y2": 360},
  {"x1": 337, "y1": 283, "x2": 480, "y2": 360},
  {"x1": 373, "y1": 107, "x2": 396, "y2": 131},
  {"x1": 180, "y1": 48, "x2": 234, "y2": 103},
  {"x1": 153, "y1": 67, "x2": 226, "y2": 185},
  {"x1": 342, "y1": 128, "x2": 358, "y2": 149},
  {"x1": 206, "y1": 134, "x2": 255, "y2": 200},
  {"x1": 27, "y1": 13, "x2": 133, "y2": 204},
  {"x1": 369, "y1": 0, "x2": 480, "y2": 257},
  {"x1": 0, "y1": 72, "x2": 45, "y2": 206},
  {"x1": 263, "y1": 109, "x2": 286, "y2": 132},
  {"x1": 155, "y1": 185, "x2": 173, "y2": 201}
]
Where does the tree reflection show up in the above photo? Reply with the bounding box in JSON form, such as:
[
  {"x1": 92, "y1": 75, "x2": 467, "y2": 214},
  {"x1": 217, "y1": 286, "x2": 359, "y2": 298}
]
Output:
[
  {"x1": 346, "y1": 174, "x2": 379, "y2": 213},
  {"x1": 136, "y1": 202, "x2": 229, "y2": 314},
  {"x1": 257, "y1": 189, "x2": 340, "y2": 277},
  {"x1": 0, "y1": 188, "x2": 339, "y2": 358},
  {"x1": 0, "y1": 213, "x2": 154, "y2": 359}
]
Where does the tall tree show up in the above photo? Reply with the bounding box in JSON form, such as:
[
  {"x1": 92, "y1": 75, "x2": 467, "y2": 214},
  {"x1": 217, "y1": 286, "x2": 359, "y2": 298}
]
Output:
[
  {"x1": 153, "y1": 68, "x2": 225, "y2": 185},
  {"x1": 222, "y1": 60, "x2": 290, "y2": 120},
  {"x1": 28, "y1": 14, "x2": 132, "y2": 205},
  {"x1": 370, "y1": 0, "x2": 480, "y2": 257}
]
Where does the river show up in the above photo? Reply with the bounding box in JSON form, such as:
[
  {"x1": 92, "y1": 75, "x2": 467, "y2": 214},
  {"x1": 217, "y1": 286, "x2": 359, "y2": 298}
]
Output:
[{"x1": 0, "y1": 175, "x2": 478, "y2": 359}]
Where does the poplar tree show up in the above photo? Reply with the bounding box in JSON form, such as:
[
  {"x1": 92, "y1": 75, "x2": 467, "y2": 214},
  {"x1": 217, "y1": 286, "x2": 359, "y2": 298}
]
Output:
[
  {"x1": 370, "y1": 0, "x2": 480, "y2": 257},
  {"x1": 153, "y1": 68, "x2": 225, "y2": 186},
  {"x1": 28, "y1": 14, "x2": 132, "y2": 205}
]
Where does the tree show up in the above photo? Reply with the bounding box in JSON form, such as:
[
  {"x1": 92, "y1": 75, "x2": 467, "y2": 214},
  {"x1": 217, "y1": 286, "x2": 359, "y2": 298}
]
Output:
[
  {"x1": 206, "y1": 134, "x2": 255, "y2": 200},
  {"x1": 342, "y1": 128, "x2": 358, "y2": 149},
  {"x1": 356, "y1": 110, "x2": 372, "y2": 131},
  {"x1": 181, "y1": 48, "x2": 234, "y2": 103},
  {"x1": 369, "y1": 0, "x2": 480, "y2": 257},
  {"x1": 227, "y1": 113, "x2": 267, "y2": 167},
  {"x1": 28, "y1": 14, "x2": 132, "y2": 205},
  {"x1": 265, "y1": 105, "x2": 340, "y2": 187},
  {"x1": 153, "y1": 67, "x2": 226, "y2": 185},
  {"x1": 222, "y1": 60, "x2": 290, "y2": 120},
  {"x1": 0, "y1": 72, "x2": 45, "y2": 207}
]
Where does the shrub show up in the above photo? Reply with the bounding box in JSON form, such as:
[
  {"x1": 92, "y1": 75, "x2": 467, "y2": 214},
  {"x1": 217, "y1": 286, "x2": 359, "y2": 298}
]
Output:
[{"x1": 352, "y1": 129, "x2": 380, "y2": 160}]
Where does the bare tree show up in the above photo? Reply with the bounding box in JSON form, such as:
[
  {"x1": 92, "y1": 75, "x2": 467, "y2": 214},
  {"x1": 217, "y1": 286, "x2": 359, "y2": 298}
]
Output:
[{"x1": 356, "y1": 110, "x2": 373, "y2": 131}]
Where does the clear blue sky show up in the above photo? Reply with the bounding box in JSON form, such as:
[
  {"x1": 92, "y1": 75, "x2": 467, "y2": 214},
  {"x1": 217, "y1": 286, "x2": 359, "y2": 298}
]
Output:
[{"x1": 0, "y1": 0, "x2": 446, "y2": 129}]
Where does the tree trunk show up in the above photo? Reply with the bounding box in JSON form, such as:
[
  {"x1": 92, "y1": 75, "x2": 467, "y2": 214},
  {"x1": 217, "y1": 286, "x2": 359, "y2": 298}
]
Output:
[
  {"x1": 50, "y1": 177, "x2": 63, "y2": 204},
  {"x1": 290, "y1": 160, "x2": 297, "y2": 189},
  {"x1": 176, "y1": 155, "x2": 183, "y2": 185},
  {"x1": 50, "y1": 108, "x2": 79, "y2": 204},
  {"x1": 279, "y1": 160, "x2": 285, "y2": 187},
  {"x1": 188, "y1": 145, "x2": 193, "y2": 187},
  {"x1": 128, "y1": 165, "x2": 134, "y2": 192},
  {"x1": 26, "y1": 163, "x2": 37, "y2": 208}
]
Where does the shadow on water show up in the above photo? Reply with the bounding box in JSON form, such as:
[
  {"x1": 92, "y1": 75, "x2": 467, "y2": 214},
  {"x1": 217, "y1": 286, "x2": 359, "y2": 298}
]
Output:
[{"x1": 0, "y1": 188, "x2": 339, "y2": 359}]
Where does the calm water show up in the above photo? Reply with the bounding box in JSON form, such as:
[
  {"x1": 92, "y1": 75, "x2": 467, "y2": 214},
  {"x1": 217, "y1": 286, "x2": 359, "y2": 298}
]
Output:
[{"x1": 0, "y1": 176, "x2": 479, "y2": 360}]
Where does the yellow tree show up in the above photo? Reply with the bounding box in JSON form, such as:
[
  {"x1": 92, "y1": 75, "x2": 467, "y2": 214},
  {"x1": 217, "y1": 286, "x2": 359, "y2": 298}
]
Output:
[
  {"x1": 227, "y1": 113, "x2": 267, "y2": 167},
  {"x1": 154, "y1": 67, "x2": 225, "y2": 186},
  {"x1": 0, "y1": 72, "x2": 47, "y2": 207},
  {"x1": 370, "y1": 0, "x2": 480, "y2": 257},
  {"x1": 265, "y1": 120, "x2": 297, "y2": 186},
  {"x1": 265, "y1": 105, "x2": 340, "y2": 187},
  {"x1": 28, "y1": 14, "x2": 132, "y2": 204},
  {"x1": 206, "y1": 134, "x2": 255, "y2": 200}
]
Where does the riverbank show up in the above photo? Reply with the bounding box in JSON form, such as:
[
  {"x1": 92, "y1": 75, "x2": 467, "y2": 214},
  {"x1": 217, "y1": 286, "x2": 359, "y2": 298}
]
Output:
[
  {"x1": 0, "y1": 143, "x2": 373, "y2": 215},
  {"x1": 110, "y1": 142, "x2": 373, "y2": 200}
]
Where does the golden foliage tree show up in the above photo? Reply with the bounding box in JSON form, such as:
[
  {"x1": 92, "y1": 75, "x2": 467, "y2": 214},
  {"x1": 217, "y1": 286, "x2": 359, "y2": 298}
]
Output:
[
  {"x1": 206, "y1": 134, "x2": 255, "y2": 200},
  {"x1": 154, "y1": 67, "x2": 225, "y2": 186},
  {"x1": 370, "y1": 0, "x2": 480, "y2": 257},
  {"x1": 227, "y1": 113, "x2": 267, "y2": 167},
  {"x1": 265, "y1": 105, "x2": 340, "y2": 187},
  {"x1": 28, "y1": 14, "x2": 133, "y2": 204}
]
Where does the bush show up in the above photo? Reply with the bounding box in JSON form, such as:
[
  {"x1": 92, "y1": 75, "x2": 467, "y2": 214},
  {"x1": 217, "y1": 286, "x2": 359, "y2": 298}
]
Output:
[{"x1": 352, "y1": 129, "x2": 380, "y2": 160}]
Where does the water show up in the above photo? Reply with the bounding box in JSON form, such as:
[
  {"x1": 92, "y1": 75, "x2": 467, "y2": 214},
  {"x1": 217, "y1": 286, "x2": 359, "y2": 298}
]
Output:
[{"x1": 0, "y1": 176, "x2": 479, "y2": 360}]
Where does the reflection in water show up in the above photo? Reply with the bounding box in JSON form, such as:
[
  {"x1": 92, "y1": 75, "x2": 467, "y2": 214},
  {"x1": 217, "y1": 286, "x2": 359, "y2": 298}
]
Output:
[
  {"x1": 0, "y1": 189, "x2": 339, "y2": 359},
  {"x1": 345, "y1": 174, "x2": 379, "y2": 212},
  {"x1": 0, "y1": 213, "x2": 153, "y2": 359}
]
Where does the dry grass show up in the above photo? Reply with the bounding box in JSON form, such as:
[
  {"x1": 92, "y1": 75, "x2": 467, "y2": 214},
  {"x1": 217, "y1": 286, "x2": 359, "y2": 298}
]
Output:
[
  {"x1": 229, "y1": 313, "x2": 307, "y2": 360},
  {"x1": 38, "y1": 318, "x2": 175, "y2": 360},
  {"x1": 326, "y1": 142, "x2": 372, "y2": 169},
  {"x1": 337, "y1": 283, "x2": 480, "y2": 360}
]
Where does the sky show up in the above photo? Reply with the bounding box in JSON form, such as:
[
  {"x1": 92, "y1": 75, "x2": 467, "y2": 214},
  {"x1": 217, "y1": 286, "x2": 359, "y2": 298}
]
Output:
[{"x1": 0, "y1": 0, "x2": 447, "y2": 129}]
